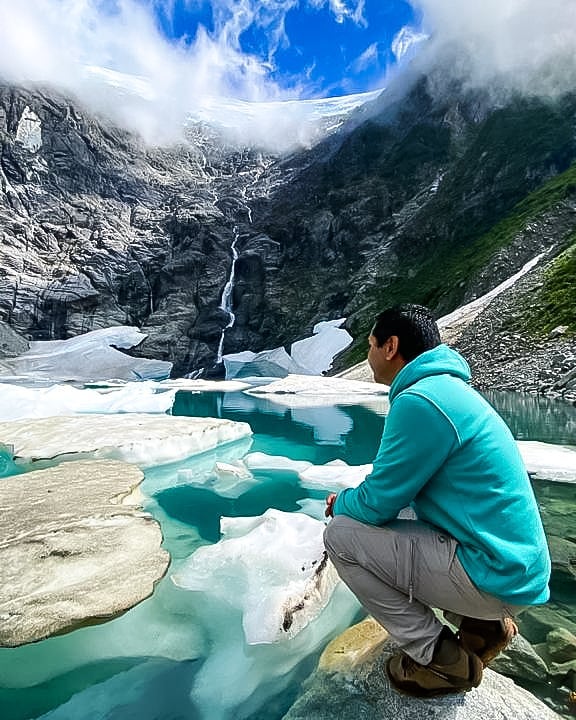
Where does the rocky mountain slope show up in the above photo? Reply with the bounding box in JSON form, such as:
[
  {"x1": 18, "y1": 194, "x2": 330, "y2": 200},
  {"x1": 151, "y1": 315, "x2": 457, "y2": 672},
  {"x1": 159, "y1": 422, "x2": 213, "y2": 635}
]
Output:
[{"x1": 0, "y1": 65, "x2": 575, "y2": 385}]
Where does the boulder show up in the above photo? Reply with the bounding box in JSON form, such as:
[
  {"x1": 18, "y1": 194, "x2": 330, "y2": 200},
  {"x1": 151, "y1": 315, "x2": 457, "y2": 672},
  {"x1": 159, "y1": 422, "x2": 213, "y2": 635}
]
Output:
[
  {"x1": 283, "y1": 618, "x2": 562, "y2": 720},
  {"x1": 0, "y1": 459, "x2": 170, "y2": 647}
]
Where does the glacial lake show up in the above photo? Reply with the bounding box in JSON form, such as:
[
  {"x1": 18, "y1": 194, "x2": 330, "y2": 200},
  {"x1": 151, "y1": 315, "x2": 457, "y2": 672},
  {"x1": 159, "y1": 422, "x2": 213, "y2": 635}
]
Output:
[{"x1": 0, "y1": 389, "x2": 574, "y2": 719}]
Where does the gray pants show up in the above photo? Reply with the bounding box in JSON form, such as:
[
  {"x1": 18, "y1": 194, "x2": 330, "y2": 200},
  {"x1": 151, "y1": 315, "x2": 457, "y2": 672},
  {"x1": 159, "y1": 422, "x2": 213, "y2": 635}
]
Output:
[{"x1": 324, "y1": 515, "x2": 523, "y2": 665}]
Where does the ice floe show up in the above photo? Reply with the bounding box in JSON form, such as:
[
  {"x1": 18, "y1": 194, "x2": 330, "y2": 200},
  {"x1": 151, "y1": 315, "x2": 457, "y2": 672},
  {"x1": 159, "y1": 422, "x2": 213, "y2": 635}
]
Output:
[
  {"x1": 172, "y1": 509, "x2": 340, "y2": 645},
  {"x1": 223, "y1": 320, "x2": 353, "y2": 380},
  {"x1": 518, "y1": 441, "x2": 576, "y2": 483},
  {"x1": 155, "y1": 378, "x2": 250, "y2": 393},
  {"x1": 245, "y1": 373, "x2": 389, "y2": 401},
  {"x1": 142, "y1": 437, "x2": 254, "y2": 497},
  {"x1": 0, "y1": 459, "x2": 169, "y2": 647},
  {"x1": 244, "y1": 440, "x2": 576, "y2": 492},
  {"x1": 0, "y1": 326, "x2": 172, "y2": 383},
  {"x1": 243, "y1": 452, "x2": 368, "y2": 491},
  {"x1": 289, "y1": 319, "x2": 352, "y2": 375},
  {"x1": 0, "y1": 414, "x2": 252, "y2": 468},
  {"x1": 0, "y1": 381, "x2": 176, "y2": 421}
]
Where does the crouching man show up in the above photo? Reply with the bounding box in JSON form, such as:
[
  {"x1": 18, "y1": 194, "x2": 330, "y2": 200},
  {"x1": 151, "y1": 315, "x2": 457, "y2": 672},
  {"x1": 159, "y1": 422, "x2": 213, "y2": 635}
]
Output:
[{"x1": 324, "y1": 304, "x2": 550, "y2": 698}]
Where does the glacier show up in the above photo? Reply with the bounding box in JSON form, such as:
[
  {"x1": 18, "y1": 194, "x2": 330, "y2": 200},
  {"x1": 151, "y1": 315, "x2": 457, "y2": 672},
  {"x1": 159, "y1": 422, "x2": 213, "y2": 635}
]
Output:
[
  {"x1": 0, "y1": 326, "x2": 172, "y2": 383},
  {"x1": 223, "y1": 320, "x2": 353, "y2": 380}
]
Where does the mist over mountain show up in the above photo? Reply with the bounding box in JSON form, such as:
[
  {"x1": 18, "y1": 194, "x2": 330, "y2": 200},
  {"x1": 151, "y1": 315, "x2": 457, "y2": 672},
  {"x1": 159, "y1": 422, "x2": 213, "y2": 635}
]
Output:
[{"x1": 0, "y1": 16, "x2": 575, "y2": 391}]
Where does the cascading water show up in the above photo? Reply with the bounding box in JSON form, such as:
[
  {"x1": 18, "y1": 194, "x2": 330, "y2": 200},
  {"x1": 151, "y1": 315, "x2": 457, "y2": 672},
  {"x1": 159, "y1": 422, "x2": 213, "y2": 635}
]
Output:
[{"x1": 216, "y1": 228, "x2": 240, "y2": 362}]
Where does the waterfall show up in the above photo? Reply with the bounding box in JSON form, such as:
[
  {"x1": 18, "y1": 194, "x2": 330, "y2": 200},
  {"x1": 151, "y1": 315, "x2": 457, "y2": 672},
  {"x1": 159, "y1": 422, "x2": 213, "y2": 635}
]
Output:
[{"x1": 216, "y1": 228, "x2": 240, "y2": 362}]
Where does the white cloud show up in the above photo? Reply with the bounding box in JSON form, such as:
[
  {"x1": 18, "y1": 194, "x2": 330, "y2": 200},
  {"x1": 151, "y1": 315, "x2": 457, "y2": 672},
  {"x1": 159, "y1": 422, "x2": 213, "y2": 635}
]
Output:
[
  {"x1": 308, "y1": 0, "x2": 367, "y2": 26},
  {"x1": 391, "y1": 26, "x2": 428, "y2": 62},
  {"x1": 0, "y1": 0, "x2": 375, "y2": 146},
  {"x1": 410, "y1": 0, "x2": 576, "y2": 98},
  {"x1": 0, "y1": 0, "x2": 574, "y2": 150},
  {"x1": 349, "y1": 42, "x2": 379, "y2": 74}
]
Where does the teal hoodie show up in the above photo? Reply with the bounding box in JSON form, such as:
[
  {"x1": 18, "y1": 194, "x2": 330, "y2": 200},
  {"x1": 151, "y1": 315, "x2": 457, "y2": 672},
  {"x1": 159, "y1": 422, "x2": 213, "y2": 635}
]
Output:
[{"x1": 333, "y1": 344, "x2": 550, "y2": 605}]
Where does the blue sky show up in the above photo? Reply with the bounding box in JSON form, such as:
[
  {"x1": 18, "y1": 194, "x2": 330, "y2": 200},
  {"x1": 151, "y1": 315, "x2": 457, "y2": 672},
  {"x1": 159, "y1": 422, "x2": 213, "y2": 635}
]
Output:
[{"x1": 150, "y1": 0, "x2": 419, "y2": 98}]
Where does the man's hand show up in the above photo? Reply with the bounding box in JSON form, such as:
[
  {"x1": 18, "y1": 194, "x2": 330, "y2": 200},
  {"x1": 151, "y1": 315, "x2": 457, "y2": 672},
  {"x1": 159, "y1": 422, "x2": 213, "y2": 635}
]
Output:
[{"x1": 325, "y1": 493, "x2": 337, "y2": 518}]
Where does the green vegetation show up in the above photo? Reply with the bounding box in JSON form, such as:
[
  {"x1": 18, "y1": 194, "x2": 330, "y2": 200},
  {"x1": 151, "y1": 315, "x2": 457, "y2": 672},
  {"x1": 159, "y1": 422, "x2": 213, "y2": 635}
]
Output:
[
  {"x1": 527, "y1": 238, "x2": 576, "y2": 335},
  {"x1": 341, "y1": 159, "x2": 576, "y2": 366}
]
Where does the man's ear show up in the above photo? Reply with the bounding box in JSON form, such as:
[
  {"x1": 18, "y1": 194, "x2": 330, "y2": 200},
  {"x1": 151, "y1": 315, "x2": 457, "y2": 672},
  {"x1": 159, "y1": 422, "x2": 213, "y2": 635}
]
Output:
[{"x1": 384, "y1": 335, "x2": 400, "y2": 359}]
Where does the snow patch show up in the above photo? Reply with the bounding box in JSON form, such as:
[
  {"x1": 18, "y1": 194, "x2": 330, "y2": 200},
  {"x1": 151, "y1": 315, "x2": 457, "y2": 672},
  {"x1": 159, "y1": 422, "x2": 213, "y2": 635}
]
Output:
[
  {"x1": 1, "y1": 326, "x2": 172, "y2": 383},
  {"x1": 15, "y1": 106, "x2": 42, "y2": 152}
]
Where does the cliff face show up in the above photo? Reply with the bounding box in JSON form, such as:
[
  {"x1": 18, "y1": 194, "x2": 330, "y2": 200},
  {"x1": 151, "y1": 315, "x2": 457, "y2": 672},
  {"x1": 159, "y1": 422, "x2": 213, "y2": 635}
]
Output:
[
  {"x1": 253, "y1": 75, "x2": 576, "y2": 363},
  {"x1": 0, "y1": 85, "x2": 279, "y2": 375},
  {"x1": 1, "y1": 72, "x2": 575, "y2": 378}
]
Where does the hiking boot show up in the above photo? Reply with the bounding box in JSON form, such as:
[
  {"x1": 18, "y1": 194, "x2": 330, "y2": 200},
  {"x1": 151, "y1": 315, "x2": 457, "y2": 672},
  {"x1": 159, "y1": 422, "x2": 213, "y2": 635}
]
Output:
[
  {"x1": 459, "y1": 616, "x2": 518, "y2": 666},
  {"x1": 386, "y1": 626, "x2": 483, "y2": 698}
]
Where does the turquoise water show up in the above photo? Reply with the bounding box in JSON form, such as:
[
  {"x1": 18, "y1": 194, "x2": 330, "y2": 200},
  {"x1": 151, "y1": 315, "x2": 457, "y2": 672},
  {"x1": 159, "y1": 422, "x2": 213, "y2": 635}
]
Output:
[{"x1": 0, "y1": 390, "x2": 574, "y2": 719}]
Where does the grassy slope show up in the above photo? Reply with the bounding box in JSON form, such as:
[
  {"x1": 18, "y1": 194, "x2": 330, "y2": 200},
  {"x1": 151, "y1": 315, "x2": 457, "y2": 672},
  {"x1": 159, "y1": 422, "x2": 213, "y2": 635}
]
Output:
[
  {"x1": 343, "y1": 161, "x2": 576, "y2": 365},
  {"x1": 527, "y1": 236, "x2": 576, "y2": 335}
]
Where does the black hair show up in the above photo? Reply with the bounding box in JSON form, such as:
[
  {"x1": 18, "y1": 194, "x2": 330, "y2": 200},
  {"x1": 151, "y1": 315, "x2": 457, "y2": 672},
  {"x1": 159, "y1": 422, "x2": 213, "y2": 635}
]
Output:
[{"x1": 371, "y1": 304, "x2": 441, "y2": 362}]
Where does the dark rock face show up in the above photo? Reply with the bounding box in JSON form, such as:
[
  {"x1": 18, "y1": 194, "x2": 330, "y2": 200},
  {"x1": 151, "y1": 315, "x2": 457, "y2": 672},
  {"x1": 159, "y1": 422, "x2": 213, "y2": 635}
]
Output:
[
  {"x1": 0, "y1": 73, "x2": 575, "y2": 378},
  {"x1": 0, "y1": 85, "x2": 280, "y2": 375}
]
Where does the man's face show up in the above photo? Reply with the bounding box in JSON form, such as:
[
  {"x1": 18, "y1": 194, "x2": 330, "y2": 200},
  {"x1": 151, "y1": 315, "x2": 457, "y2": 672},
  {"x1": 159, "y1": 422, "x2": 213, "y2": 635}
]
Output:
[{"x1": 367, "y1": 334, "x2": 390, "y2": 385}]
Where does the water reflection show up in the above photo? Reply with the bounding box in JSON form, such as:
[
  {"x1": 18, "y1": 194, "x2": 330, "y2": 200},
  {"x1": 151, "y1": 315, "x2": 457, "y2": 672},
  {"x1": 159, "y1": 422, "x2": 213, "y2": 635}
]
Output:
[{"x1": 484, "y1": 391, "x2": 576, "y2": 445}]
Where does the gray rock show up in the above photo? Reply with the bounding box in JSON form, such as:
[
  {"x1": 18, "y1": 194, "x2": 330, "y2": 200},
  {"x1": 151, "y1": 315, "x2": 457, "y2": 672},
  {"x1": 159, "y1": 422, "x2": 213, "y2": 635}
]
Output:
[
  {"x1": 489, "y1": 633, "x2": 550, "y2": 682},
  {"x1": 0, "y1": 319, "x2": 29, "y2": 357},
  {"x1": 0, "y1": 459, "x2": 169, "y2": 647},
  {"x1": 283, "y1": 638, "x2": 561, "y2": 720},
  {"x1": 547, "y1": 628, "x2": 576, "y2": 664}
]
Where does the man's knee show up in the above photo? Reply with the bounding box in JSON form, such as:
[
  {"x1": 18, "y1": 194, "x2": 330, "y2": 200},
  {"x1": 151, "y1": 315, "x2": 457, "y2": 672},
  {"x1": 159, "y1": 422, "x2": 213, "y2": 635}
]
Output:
[{"x1": 324, "y1": 514, "x2": 358, "y2": 559}]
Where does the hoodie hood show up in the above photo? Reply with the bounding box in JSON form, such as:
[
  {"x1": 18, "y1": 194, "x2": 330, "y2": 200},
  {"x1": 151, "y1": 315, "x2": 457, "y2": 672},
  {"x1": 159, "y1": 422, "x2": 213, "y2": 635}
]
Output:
[{"x1": 389, "y1": 344, "x2": 471, "y2": 402}]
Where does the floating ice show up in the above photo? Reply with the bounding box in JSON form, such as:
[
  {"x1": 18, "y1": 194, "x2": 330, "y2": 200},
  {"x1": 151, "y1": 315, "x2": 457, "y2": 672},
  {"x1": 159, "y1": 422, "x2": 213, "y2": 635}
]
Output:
[
  {"x1": 156, "y1": 378, "x2": 250, "y2": 393},
  {"x1": 243, "y1": 453, "x2": 369, "y2": 492},
  {"x1": 243, "y1": 452, "x2": 313, "y2": 474},
  {"x1": 245, "y1": 374, "x2": 389, "y2": 402},
  {"x1": 299, "y1": 460, "x2": 370, "y2": 491},
  {"x1": 172, "y1": 509, "x2": 340, "y2": 645},
  {"x1": 296, "y1": 498, "x2": 328, "y2": 521},
  {"x1": 223, "y1": 319, "x2": 353, "y2": 380},
  {"x1": 0, "y1": 381, "x2": 176, "y2": 421},
  {"x1": 0, "y1": 327, "x2": 172, "y2": 383},
  {"x1": 143, "y1": 437, "x2": 254, "y2": 497},
  {"x1": 172, "y1": 458, "x2": 256, "y2": 499},
  {"x1": 518, "y1": 441, "x2": 576, "y2": 483},
  {"x1": 223, "y1": 346, "x2": 306, "y2": 379},
  {"x1": 290, "y1": 319, "x2": 352, "y2": 375},
  {"x1": 244, "y1": 440, "x2": 576, "y2": 492},
  {"x1": 0, "y1": 414, "x2": 252, "y2": 468}
]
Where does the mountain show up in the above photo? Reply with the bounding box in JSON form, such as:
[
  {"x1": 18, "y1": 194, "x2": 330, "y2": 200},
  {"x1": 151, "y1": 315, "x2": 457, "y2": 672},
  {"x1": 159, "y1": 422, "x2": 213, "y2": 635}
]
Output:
[{"x1": 0, "y1": 67, "x2": 574, "y2": 390}]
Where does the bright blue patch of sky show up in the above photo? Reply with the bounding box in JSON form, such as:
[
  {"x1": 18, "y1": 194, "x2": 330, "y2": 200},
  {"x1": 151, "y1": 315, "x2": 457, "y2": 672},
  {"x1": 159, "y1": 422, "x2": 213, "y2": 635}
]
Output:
[
  {"x1": 275, "y1": 1, "x2": 415, "y2": 97},
  {"x1": 155, "y1": 0, "x2": 215, "y2": 43},
  {"x1": 149, "y1": 0, "x2": 416, "y2": 98}
]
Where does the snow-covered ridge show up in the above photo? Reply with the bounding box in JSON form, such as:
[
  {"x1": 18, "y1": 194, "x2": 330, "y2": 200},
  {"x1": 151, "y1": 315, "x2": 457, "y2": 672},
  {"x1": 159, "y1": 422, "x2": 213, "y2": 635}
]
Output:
[{"x1": 81, "y1": 64, "x2": 381, "y2": 151}]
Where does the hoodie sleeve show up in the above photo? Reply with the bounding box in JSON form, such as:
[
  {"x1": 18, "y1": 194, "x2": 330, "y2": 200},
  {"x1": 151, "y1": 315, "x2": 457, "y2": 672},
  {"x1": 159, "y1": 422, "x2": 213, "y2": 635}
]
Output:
[{"x1": 332, "y1": 391, "x2": 460, "y2": 525}]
